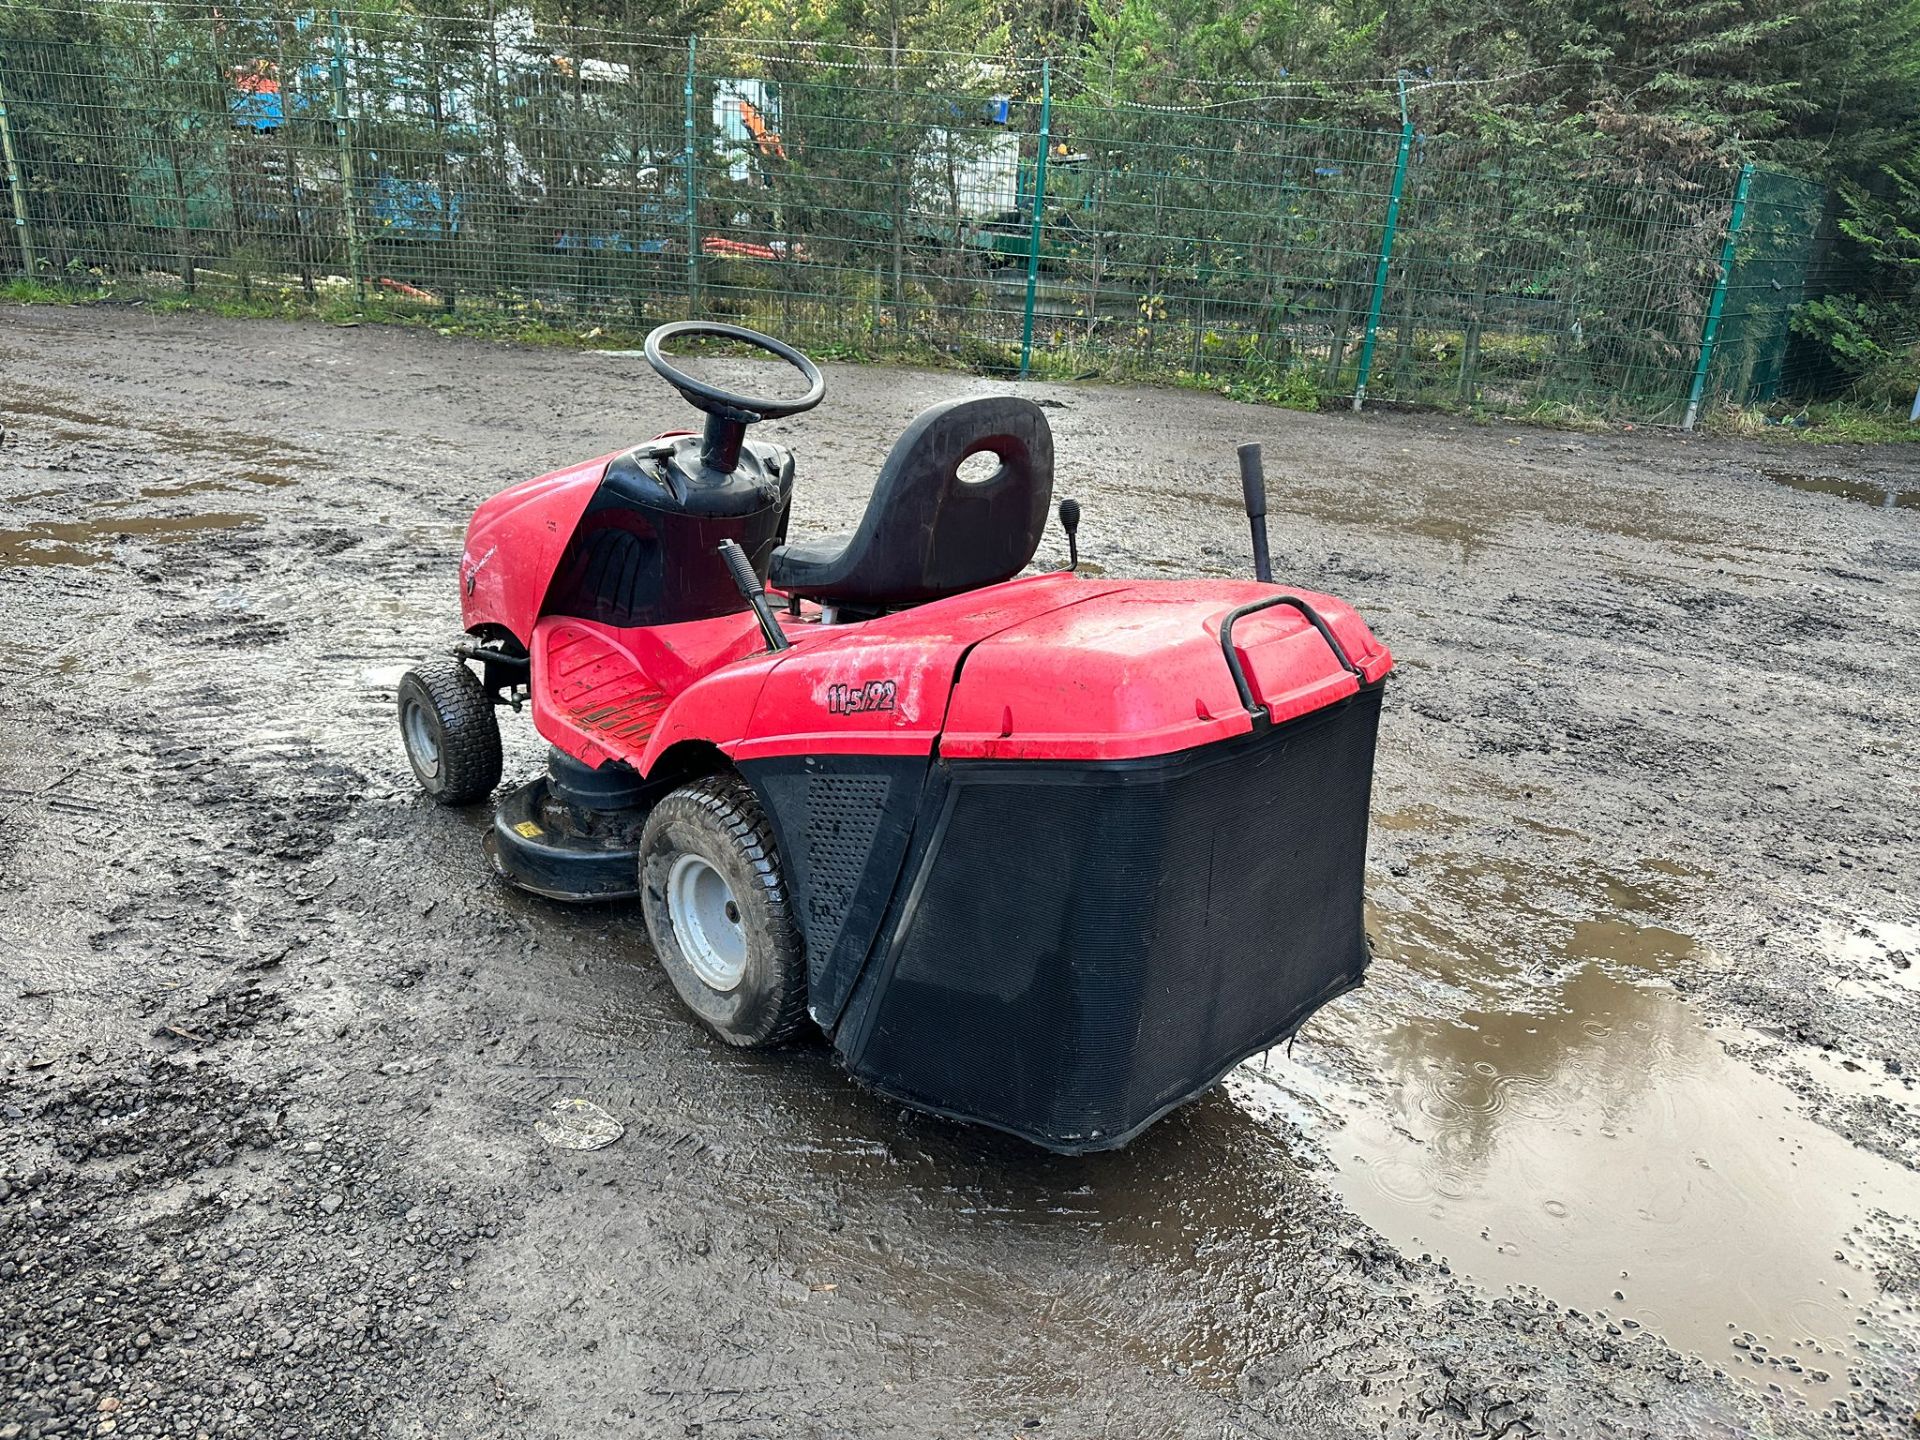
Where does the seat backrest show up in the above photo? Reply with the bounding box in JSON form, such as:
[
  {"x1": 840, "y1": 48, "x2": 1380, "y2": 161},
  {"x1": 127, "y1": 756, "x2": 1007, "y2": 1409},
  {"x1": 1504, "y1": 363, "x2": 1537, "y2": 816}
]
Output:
[{"x1": 776, "y1": 396, "x2": 1055, "y2": 606}]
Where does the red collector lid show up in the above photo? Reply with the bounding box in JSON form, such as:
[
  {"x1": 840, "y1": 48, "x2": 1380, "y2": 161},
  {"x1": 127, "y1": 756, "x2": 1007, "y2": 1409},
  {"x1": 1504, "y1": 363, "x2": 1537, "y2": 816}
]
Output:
[{"x1": 938, "y1": 578, "x2": 1391, "y2": 762}]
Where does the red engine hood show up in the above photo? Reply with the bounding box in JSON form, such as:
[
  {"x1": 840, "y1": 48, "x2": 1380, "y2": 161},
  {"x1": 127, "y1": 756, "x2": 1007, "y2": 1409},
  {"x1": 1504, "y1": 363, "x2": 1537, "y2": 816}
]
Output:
[{"x1": 459, "y1": 455, "x2": 615, "y2": 644}]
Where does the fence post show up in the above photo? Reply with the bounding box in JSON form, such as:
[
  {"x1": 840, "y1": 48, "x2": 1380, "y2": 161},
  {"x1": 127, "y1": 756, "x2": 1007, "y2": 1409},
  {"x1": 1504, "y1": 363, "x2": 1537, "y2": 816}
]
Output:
[
  {"x1": 684, "y1": 36, "x2": 700, "y2": 314},
  {"x1": 1683, "y1": 162, "x2": 1755, "y2": 432},
  {"x1": 328, "y1": 8, "x2": 365, "y2": 302},
  {"x1": 1019, "y1": 59, "x2": 1051, "y2": 379},
  {"x1": 0, "y1": 62, "x2": 38, "y2": 279},
  {"x1": 1352, "y1": 119, "x2": 1412, "y2": 411}
]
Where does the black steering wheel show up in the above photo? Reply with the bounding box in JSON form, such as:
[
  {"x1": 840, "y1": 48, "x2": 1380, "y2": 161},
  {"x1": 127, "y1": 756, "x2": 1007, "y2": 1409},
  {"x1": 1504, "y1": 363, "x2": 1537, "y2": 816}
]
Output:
[{"x1": 644, "y1": 321, "x2": 825, "y2": 474}]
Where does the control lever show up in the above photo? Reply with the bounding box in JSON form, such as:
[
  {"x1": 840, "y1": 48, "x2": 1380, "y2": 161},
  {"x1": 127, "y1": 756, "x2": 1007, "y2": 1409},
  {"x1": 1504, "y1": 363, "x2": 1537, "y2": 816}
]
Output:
[
  {"x1": 1058, "y1": 498, "x2": 1081, "y2": 571},
  {"x1": 716, "y1": 540, "x2": 790, "y2": 652},
  {"x1": 1237, "y1": 442, "x2": 1273, "y2": 583}
]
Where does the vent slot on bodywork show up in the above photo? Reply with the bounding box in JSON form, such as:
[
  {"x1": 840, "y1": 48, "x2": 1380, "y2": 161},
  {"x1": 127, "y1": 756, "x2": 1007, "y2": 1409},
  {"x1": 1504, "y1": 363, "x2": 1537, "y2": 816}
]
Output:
[
  {"x1": 803, "y1": 775, "x2": 891, "y2": 956},
  {"x1": 738, "y1": 755, "x2": 932, "y2": 1032}
]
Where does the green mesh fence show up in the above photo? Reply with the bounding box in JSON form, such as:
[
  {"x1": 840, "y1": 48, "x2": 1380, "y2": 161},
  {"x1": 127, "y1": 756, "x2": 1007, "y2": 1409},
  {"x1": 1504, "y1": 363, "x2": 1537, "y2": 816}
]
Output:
[
  {"x1": 1710, "y1": 168, "x2": 1828, "y2": 405},
  {"x1": 0, "y1": 3, "x2": 1824, "y2": 426}
]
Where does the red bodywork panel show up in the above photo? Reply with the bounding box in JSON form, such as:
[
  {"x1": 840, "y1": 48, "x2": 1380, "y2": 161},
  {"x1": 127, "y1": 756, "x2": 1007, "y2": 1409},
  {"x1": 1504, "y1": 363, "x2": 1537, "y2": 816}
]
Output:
[
  {"x1": 461, "y1": 455, "x2": 613, "y2": 642},
  {"x1": 937, "y1": 578, "x2": 1388, "y2": 760},
  {"x1": 532, "y1": 613, "x2": 773, "y2": 772},
  {"x1": 462, "y1": 453, "x2": 1391, "y2": 771},
  {"x1": 512, "y1": 572, "x2": 1391, "y2": 773},
  {"x1": 459, "y1": 430, "x2": 697, "y2": 643}
]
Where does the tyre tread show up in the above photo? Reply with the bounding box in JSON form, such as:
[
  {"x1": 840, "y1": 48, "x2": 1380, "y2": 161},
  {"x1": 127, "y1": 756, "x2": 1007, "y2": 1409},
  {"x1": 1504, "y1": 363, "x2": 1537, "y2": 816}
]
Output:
[
  {"x1": 647, "y1": 773, "x2": 808, "y2": 1047},
  {"x1": 400, "y1": 658, "x2": 503, "y2": 806}
]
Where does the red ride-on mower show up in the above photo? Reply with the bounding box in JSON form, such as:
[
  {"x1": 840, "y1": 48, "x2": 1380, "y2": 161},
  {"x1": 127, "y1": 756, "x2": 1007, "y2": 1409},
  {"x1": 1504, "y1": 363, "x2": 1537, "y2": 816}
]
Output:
[{"x1": 399, "y1": 321, "x2": 1392, "y2": 1152}]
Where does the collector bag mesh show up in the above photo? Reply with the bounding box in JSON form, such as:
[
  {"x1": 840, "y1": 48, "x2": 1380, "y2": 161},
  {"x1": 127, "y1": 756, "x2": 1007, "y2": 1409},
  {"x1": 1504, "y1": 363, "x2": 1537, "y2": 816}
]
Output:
[{"x1": 851, "y1": 685, "x2": 1383, "y2": 1147}]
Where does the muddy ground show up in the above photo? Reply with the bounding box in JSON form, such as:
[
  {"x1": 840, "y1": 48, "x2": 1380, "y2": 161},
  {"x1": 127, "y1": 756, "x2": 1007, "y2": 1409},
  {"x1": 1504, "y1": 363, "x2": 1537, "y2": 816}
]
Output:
[{"x1": 2, "y1": 302, "x2": 1918, "y2": 1440}]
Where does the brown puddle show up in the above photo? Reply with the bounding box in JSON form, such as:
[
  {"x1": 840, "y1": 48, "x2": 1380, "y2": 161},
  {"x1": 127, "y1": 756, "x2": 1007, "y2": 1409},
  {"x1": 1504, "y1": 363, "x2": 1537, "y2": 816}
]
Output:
[
  {"x1": 1761, "y1": 469, "x2": 1920, "y2": 512},
  {"x1": 564, "y1": 844, "x2": 1911, "y2": 1413},
  {"x1": 1262, "y1": 900, "x2": 1920, "y2": 1399},
  {"x1": 1373, "y1": 803, "x2": 1468, "y2": 833},
  {"x1": 0, "y1": 391, "x2": 305, "y2": 468},
  {"x1": 1190, "y1": 483, "x2": 1498, "y2": 561},
  {"x1": 130, "y1": 472, "x2": 295, "y2": 500},
  {"x1": 2, "y1": 391, "x2": 293, "y2": 567},
  {"x1": 0, "y1": 513, "x2": 261, "y2": 567}
]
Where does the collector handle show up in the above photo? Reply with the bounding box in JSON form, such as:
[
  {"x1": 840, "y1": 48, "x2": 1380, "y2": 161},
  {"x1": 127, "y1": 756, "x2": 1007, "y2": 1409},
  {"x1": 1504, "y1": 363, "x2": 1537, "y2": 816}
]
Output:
[{"x1": 1218, "y1": 594, "x2": 1364, "y2": 721}]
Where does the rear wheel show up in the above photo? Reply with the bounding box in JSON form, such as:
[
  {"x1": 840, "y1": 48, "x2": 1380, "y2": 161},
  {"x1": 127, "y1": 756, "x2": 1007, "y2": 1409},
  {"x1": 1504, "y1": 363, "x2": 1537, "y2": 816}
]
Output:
[
  {"x1": 639, "y1": 774, "x2": 807, "y2": 1048},
  {"x1": 398, "y1": 658, "x2": 503, "y2": 806}
]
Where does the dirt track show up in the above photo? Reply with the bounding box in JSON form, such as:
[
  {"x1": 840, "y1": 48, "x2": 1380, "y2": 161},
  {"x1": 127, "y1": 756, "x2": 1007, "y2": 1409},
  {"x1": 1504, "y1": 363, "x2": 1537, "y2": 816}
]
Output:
[{"x1": 3, "y1": 302, "x2": 1919, "y2": 1440}]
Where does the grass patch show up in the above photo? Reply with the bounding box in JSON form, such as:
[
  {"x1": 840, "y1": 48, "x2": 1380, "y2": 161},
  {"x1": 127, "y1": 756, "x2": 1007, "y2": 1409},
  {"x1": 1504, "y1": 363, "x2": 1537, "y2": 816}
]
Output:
[
  {"x1": 1202, "y1": 364, "x2": 1322, "y2": 412},
  {"x1": 2, "y1": 278, "x2": 108, "y2": 304},
  {"x1": 1703, "y1": 400, "x2": 1920, "y2": 445}
]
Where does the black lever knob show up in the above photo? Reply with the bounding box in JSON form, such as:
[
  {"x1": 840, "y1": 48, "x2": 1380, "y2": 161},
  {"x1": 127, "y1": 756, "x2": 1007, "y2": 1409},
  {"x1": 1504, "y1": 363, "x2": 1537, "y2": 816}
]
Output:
[
  {"x1": 1236, "y1": 443, "x2": 1273, "y2": 583},
  {"x1": 1237, "y1": 442, "x2": 1268, "y2": 518},
  {"x1": 716, "y1": 540, "x2": 790, "y2": 652},
  {"x1": 1058, "y1": 498, "x2": 1081, "y2": 571}
]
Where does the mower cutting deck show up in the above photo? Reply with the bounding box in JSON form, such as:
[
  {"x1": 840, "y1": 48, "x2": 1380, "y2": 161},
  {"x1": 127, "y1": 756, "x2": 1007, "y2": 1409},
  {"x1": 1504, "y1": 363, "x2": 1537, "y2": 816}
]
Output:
[{"x1": 399, "y1": 321, "x2": 1391, "y2": 1152}]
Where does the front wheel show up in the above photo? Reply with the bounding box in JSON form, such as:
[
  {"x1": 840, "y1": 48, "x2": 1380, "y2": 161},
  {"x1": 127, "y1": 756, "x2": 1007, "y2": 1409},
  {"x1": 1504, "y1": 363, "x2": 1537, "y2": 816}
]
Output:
[
  {"x1": 639, "y1": 774, "x2": 808, "y2": 1048},
  {"x1": 397, "y1": 658, "x2": 503, "y2": 806}
]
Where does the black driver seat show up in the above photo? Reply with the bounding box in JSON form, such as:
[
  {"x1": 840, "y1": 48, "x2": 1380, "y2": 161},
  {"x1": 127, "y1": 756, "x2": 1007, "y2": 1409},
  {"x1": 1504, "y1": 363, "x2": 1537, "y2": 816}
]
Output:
[{"x1": 768, "y1": 396, "x2": 1054, "y2": 608}]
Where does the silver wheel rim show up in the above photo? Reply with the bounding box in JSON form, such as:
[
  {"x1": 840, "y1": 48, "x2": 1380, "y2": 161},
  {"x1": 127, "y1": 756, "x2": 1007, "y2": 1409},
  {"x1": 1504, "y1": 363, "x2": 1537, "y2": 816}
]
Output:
[
  {"x1": 666, "y1": 852, "x2": 748, "y2": 992},
  {"x1": 402, "y1": 698, "x2": 441, "y2": 780}
]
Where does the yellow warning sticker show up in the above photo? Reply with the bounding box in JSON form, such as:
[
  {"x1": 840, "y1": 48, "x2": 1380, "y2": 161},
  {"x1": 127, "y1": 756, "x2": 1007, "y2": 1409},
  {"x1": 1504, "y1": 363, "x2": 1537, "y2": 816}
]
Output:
[{"x1": 513, "y1": 821, "x2": 545, "y2": 839}]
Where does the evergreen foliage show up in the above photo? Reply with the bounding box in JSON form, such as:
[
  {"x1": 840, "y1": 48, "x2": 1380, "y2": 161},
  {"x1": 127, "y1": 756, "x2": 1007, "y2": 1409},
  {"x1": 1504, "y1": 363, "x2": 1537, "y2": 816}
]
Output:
[{"x1": 1, "y1": 0, "x2": 1915, "y2": 406}]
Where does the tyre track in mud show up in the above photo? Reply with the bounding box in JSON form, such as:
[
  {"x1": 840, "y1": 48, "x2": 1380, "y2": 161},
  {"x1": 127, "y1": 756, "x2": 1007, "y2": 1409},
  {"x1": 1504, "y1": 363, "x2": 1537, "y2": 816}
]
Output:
[
  {"x1": 2, "y1": 303, "x2": 1917, "y2": 1439},
  {"x1": 0, "y1": 431, "x2": 519, "y2": 1438}
]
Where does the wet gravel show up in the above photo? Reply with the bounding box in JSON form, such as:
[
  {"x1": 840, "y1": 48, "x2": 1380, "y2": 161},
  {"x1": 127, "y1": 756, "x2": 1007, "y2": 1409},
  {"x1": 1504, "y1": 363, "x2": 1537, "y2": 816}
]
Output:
[{"x1": 2, "y1": 302, "x2": 1918, "y2": 1438}]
